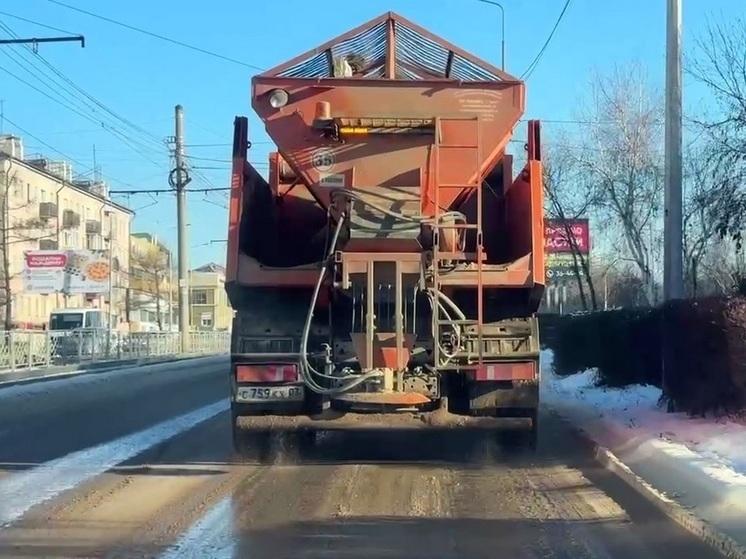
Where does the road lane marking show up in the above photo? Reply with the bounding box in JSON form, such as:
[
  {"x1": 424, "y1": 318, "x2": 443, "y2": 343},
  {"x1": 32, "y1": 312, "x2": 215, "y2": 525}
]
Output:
[
  {"x1": 158, "y1": 496, "x2": 237, "y2": 559},
  {"x1": 0, "y1": 399, "x2": 229, "y2": 528}
]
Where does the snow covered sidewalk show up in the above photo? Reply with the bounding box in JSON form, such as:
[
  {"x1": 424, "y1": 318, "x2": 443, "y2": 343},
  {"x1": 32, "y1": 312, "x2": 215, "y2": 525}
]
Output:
[{"x1": 541, "y1": 349, "x2": 746, "y2": 558}]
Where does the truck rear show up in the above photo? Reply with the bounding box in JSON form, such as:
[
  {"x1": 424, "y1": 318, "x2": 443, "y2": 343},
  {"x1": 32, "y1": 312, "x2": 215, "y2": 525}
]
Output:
[{"x1": 225, "y1": 11, "x2": 546, "y2": 456}]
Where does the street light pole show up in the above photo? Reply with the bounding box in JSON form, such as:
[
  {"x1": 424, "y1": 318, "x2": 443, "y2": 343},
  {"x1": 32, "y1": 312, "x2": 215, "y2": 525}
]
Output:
[{"x1": 476, "y1": 0, "x2": 506, "y2": 70}]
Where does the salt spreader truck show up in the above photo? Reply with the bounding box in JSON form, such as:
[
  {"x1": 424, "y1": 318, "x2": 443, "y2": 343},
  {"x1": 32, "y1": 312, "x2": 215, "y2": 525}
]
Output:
[{"x1": 225, "y1": 12, "x2": 546, "y2": 451}]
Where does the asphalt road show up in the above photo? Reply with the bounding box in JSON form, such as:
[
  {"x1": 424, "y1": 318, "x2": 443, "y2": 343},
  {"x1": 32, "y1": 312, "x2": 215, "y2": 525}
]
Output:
[{"x1": 0, "y1": 357, "x2": 731, "y2": 559}]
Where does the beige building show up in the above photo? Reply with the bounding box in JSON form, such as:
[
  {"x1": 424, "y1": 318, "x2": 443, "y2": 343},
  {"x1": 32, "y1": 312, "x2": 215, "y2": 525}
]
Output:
[
  {"x1": 128, "y1": 232, "x2": 175, "y2": 332},
  {"x1": 0, "y1": 135, "x2": 133, "y2": 329},
  {"x1": 189, "y1": 263, "x2": 232, "y2": 331}
]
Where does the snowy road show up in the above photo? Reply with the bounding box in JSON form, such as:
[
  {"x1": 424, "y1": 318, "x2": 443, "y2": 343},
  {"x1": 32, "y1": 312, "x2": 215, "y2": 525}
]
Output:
[{"x1": 0, "y1": 358, "x2": 730, "y2": 559}]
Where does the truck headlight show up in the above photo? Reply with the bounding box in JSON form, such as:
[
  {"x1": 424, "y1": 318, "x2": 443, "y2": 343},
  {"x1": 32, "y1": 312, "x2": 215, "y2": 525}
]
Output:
[{"x1": 268, "y1": 89, "x2": 289, "y2": 108}]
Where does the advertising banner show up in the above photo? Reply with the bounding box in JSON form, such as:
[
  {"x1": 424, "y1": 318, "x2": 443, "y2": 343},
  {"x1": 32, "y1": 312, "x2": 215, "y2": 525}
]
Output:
[
  {"x1": 544, "y1": 218, "x2": 590, "y2": 254},
  {"x1": 22, "y1": 249, "x2": 111, "y2": 295}
]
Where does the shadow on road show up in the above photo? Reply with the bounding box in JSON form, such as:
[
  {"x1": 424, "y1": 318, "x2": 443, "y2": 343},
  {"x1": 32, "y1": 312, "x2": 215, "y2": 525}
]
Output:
[
  {"x1": 0, "y1": 514, "x2": 719, "y2": 559},
  {"x1": 0, "y1": 409, "x2": 571, "y2": 477}
]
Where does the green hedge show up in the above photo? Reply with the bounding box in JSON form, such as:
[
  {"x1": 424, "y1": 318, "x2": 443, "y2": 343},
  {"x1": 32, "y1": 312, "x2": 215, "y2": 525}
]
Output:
[{"x1": 540, "y1": 297, "x2": 746, "y2": 417}]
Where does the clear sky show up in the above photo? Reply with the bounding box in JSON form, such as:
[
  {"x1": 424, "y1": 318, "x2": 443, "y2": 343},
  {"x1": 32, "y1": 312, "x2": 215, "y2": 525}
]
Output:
[{"x1": 0, "y1": 0, "x2": 741, "y2": 266}]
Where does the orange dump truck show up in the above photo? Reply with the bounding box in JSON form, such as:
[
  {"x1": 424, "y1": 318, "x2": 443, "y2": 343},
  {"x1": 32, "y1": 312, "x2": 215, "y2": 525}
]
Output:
[{"x1": 225, "y1": 12, "x2": 546, "y2": 453}]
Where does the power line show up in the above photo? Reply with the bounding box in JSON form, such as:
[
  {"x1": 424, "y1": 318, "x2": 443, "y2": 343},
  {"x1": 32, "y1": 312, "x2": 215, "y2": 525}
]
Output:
[
  {"x1": 45, "y1": 0, "x2": 265, "y2": 71},
  {"x1": 0, "y1": 20, "x2": 163, "y2": 148},
  {"x1": 519, "y1": 0, "x2": 572, "y2": 80},
  {"x1": 0, "y1": 10, "x2": 79, "y2": 36},
  {"x1": 0, "y1": 26, "x2": 171, "y2": 173},
  {"x1": 0, "y1": 61, "x2": 165, "y2": 168},
  {"x1": 1, "y1": 114, "x2": 141, "y2": 190},
  {"x1": 108, "y1": 187, "x2": 230, "y2": 195}
]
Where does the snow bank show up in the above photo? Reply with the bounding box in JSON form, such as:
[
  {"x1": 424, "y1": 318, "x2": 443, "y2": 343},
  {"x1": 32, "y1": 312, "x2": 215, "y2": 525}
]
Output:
[{"x1": 541, "y1": 349, "x2": 746, "y2": 552}]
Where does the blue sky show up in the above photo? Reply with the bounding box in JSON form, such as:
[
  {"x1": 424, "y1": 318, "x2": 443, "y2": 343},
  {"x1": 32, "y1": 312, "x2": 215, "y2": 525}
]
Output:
[{"x1": 0, "y1": 0, "x2": 741, "y2": 266}]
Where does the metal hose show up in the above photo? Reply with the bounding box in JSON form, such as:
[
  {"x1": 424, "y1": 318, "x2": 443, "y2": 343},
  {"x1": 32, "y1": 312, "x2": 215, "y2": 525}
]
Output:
[{"x1": 298, "y1": 189, "x2": 471, "y2": 393}]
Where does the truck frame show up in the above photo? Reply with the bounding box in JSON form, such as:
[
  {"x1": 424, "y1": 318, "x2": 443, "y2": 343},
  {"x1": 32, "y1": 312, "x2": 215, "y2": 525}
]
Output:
[{"x1": 225, "y1": 12, "x2": 546, "y2": 457}]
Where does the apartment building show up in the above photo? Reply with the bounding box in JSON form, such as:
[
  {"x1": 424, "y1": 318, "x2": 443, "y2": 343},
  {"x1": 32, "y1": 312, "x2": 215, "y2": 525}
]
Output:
[
  {"x1": 0, "y1": 135, "x2": 133, "y2": 329},
  {"x1": 128, "y1": 232, "x2": 175, "y2": 331},
  {"x1": 189, "y1": 263, "x2": 232, "y2": 331}
]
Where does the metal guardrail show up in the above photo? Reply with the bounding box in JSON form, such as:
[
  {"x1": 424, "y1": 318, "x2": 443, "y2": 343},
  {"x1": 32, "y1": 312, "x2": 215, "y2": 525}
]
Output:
[{"x1": 0, "y1": 329, "x2": 230, "y2": 372}]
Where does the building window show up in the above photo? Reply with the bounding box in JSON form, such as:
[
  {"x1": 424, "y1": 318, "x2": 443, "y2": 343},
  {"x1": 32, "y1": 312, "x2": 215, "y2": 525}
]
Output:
[
  {"x1": 200, "y1": 313, "x2": 213, "y2": 328},
  {"x1": 85, "y1": 234, "x2": 102, "y2": 250},
  {"x1": 191, "y1": 289, "x2": 208, "y2": 305}
]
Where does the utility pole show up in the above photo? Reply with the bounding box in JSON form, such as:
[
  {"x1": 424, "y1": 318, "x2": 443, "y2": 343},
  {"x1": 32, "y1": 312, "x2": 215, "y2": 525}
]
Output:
[
  {"x1": 170, "y1": 105, "x2": 192, "y2": 353},
  {"x1": 663, "y1": 0, "x2": 684, "y2": 301}
]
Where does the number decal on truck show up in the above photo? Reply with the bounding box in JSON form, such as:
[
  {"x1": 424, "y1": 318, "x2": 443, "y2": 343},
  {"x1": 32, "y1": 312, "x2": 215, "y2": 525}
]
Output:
[{"x1": 311, "y1": 148, "x2": 335, "y2": 172}]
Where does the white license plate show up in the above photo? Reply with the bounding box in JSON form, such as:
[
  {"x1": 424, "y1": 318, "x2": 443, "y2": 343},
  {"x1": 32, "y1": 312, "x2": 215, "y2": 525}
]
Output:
[{"x1": 236, "y1": 385, "x2": 304, "y2": 402}]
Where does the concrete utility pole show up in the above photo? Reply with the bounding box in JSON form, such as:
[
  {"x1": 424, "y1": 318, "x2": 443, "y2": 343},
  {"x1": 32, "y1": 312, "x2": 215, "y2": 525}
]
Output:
[
  {"x1": 663, "y1": 0, "x2": 684, "y2": 301},
  {"x1": 171, "y1": 105, "x2": 192, "y2": 352}
]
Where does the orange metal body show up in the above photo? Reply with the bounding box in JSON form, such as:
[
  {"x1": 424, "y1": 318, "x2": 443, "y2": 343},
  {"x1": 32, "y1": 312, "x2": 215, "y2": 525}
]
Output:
[{"x1": 226, "y1": 12, "x2": 545, "y2": 295}]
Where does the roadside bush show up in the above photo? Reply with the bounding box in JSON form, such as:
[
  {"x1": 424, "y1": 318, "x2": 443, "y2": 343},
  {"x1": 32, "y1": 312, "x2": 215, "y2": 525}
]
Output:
[
  {"x1": 543, "y1": 308, "x2": 661, "y2": 388},
  {"x1": 661, "y1": 297, "x2": 746, "y2": 417},
  {"x1": 548, "y1": 312, "x2": 603, "y2": 376},
  {"x1": 542, "y1": 296, "x2": 746, "y2": 417}
]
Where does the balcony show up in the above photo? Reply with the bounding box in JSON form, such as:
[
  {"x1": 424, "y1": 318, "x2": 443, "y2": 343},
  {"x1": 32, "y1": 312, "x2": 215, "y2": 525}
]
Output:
[
  {"x1": 39, "y1": 239, "x2": 58, "y2": 250},
  {"x1": 85, "y1": 219, "x2": 102, "y2": 234},
  {"x1": 62, "y1": 209, "x2": 81, "y2": 229},
  {"x1": 38, "y1": 202, "x2": 59, "y2": 220}
]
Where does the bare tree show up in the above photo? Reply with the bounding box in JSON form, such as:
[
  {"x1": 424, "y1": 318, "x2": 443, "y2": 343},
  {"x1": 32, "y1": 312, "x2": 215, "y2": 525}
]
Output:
[
  {"x1": 0, "y1": 168, "x2": 56, "y2": 330},
  {"x1": 573, "y1": 63, "x2": 664, "y2": 305},
  {"x1": 687, "y1": 17, "x2": 746, "y2": 242},
  {"x1": 129, "y1": 248, "x2": 171, "y2": 331},
  {"x1": 681, "y1": 140, "x2": 728, "y2": 296},
  {"x1": 543, "y1": 142, "x2": 599, "y2": 310},
  {"x1": 696, "y1": 239, "x2": 746, "y2": 296}
]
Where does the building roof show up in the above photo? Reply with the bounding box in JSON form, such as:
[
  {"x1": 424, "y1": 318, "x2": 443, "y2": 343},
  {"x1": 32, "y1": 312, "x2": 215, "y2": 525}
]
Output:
[
  {"x1": 193, "y1": 263, "x2": 225, "y2": 274},
  {"x1": 1, "y1": 154, "x2": 134, "y2": 215},
  {"x1": 131, "y1": 232, "x2": 171, "y2": 252}
]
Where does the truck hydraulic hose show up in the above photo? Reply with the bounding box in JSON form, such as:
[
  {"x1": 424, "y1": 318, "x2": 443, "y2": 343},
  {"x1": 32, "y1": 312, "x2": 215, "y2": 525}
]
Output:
[
  {"x1": 299, "y1": 190, "x2": 473, "y2": 393},
  {"x1": 425, "y1": 288, "x2": 468, "y2": 366},
  {"x1": 299, "y1": 214, "x2": 384, "y2": 395}
]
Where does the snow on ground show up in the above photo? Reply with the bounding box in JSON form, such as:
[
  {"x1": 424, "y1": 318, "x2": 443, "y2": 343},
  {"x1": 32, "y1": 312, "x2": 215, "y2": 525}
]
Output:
[
  {"x1": 541, "y1": 348, "x2": 746, "y2": 551},
  {"x1": 540, "y1": 348, "x2": 746, "y2": 483}
]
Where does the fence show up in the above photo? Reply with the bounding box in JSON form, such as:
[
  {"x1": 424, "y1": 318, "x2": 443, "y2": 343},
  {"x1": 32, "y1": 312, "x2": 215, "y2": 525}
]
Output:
[{"x1": 0, "y1": 329, "x2": 231, "y2": 372}]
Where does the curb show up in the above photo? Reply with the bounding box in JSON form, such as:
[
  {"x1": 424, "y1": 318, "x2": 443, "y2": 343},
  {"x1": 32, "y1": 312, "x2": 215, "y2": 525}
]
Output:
[
  {"x1": 0, "y1": 354, "x2": 228, "y2": 390},
  {"x1": 546, "y1": 406, "x2": 746, "y2": 559}
]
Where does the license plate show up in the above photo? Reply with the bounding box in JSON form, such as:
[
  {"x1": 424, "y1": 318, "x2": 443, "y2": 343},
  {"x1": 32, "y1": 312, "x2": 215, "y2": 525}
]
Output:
[{"x1": 236, "y1": 385, "x2": 304, "y2": 402}]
